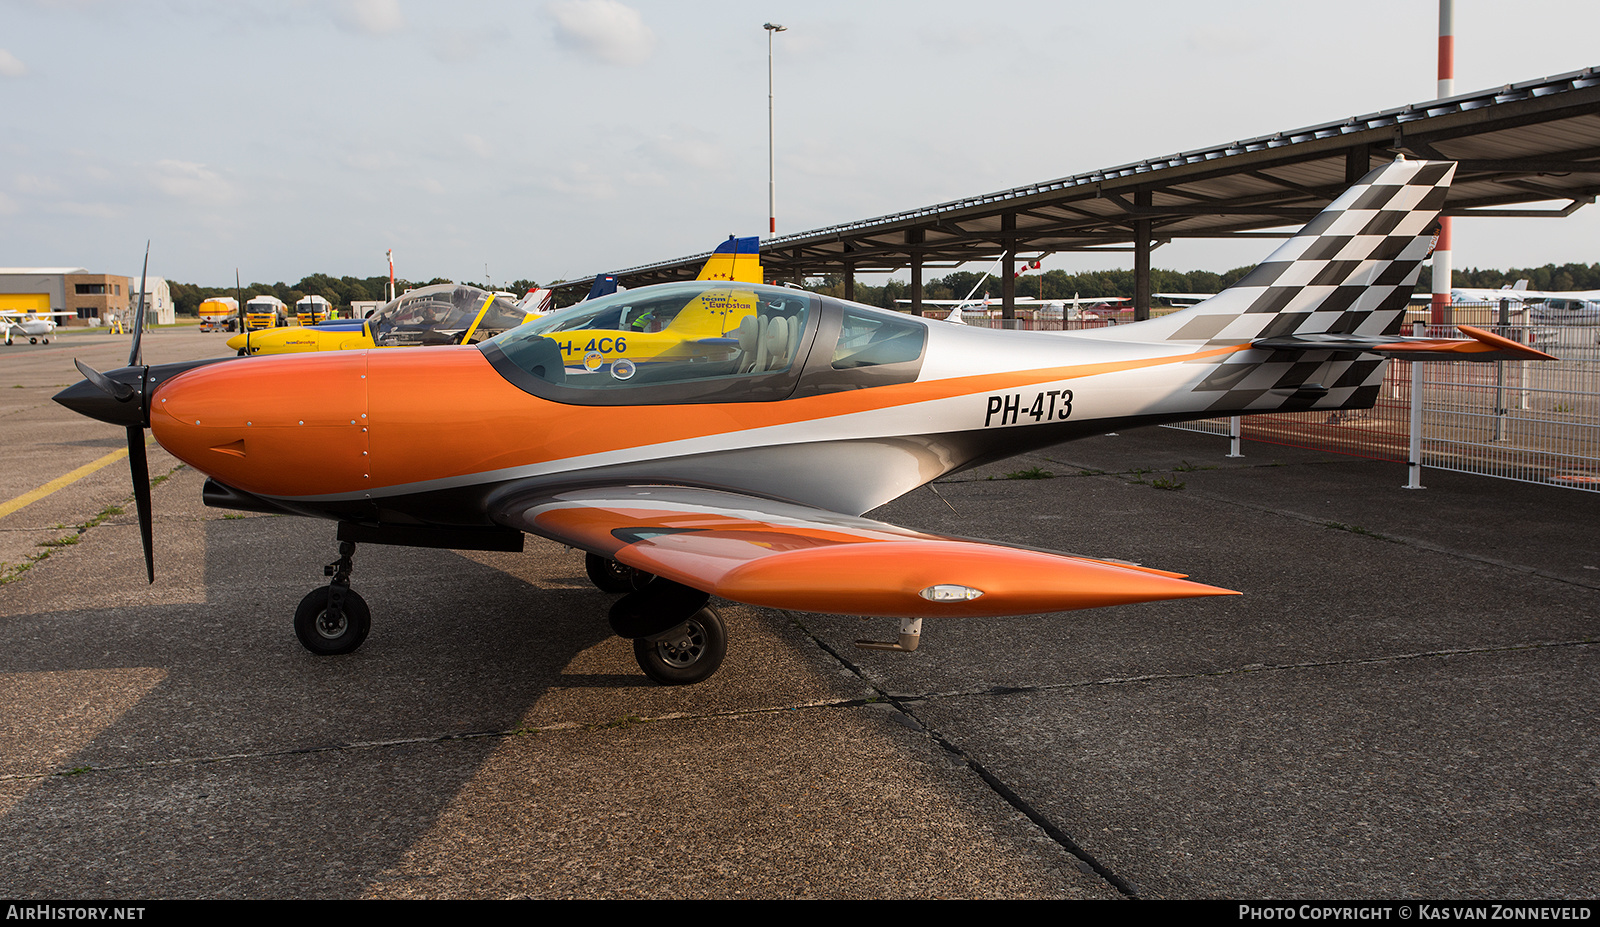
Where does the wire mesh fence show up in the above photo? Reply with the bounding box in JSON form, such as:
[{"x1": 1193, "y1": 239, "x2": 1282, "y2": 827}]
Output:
[
  {"x1": 938, "y1": 305, "x2": 1600, "y2": 491},
  {"x1": 1165, "y1": 317, "x2": 1600, "y2": 492}
]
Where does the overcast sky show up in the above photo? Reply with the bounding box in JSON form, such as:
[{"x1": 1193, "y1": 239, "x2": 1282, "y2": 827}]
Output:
[{"x1": 1, "y1": 0, "x2": 1595, "y2": 288}]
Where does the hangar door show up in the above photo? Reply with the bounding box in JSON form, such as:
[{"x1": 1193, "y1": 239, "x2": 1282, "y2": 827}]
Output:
[{"x1": 0, "y1": 294, "x2": 51, "y2": 313}]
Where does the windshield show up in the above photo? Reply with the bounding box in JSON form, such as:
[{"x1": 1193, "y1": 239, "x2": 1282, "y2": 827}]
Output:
[
  {"x1": 485, "y1": 281, "x2": 814, "y2": 394},
  {"x1": 370, "y1": 284, "x2": 529, "y2": 347}
]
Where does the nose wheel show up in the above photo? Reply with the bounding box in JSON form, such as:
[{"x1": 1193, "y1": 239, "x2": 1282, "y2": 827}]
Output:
[{"x1": 294, "y1": 540, "x2": 370, "y2": 655}]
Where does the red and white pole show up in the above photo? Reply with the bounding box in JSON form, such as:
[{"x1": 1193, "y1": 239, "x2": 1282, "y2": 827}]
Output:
[{"x1": 1431, "y1": 0, "x2": 1454, "y2": 326}]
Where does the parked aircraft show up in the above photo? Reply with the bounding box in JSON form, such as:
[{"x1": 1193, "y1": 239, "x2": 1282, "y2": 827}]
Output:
[
  {"x1": 1530, "y1": 297, "x2": 1600, "y2": 325},
  {"x1": 1451, "y1": 279, "x2": 1533, "y2": 303},
  {"x1": 529, "y1": 235, "x2": 766, "y2": 371},
  {"x1": 55, "y1": 160, "x2": 1556, "y2": 685},
  {"x1": 1449, "y1": 280, "x2": 1600, "y2": 324},
  {"x1": 228, "y1": 285, "x2": 537, "y2": 355},
  {"x1": 2, "y1": 310, "x2": 73, "y2": 345}
]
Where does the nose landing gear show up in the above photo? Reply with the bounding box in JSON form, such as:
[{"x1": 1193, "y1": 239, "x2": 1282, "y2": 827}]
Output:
[{"x1": 294, "y1": 540, "x2": 370, "y2": 655}]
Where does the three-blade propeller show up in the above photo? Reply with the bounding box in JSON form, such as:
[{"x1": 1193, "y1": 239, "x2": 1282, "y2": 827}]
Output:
[{"x1": 63, "y1": 244, "x2": 157, "y2": 582}]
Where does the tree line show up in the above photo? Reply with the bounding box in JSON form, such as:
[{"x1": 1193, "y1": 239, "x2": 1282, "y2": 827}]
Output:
[{"x1": 1419, "y1": 262, "x2": 1600, "y2": 293}]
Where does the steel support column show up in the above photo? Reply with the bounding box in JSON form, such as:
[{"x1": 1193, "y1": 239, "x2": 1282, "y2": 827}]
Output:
[
  {"x1": 1001, "y1": 214, "x2": 1016, "y2": 325},
  {"x1": 1134, "y1": 190, "x2": 1152, "y2": 321},
  {"x1": 908, "y1": 229, "x2": 924, "y2": 316}
]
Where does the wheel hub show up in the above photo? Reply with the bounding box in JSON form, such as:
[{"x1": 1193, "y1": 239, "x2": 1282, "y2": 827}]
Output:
[
  {"x1": 316, "y1": 610, "x2": 348, "y2": 639},
  {"x1": 657, "y1": 621, "x2": 705, "y2": 667}
]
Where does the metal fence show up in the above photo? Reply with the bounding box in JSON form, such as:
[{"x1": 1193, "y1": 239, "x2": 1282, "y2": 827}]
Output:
[
  {"x1": 1165, "y1": 319, "x2": 1600, "y2": 492},
  {"x1": 941, "y1": 306, "x2": 1600, "y2": 492}
]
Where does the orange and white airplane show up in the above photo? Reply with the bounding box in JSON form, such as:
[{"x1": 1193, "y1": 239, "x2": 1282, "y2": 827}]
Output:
[{"x1": 55, "y1": 160, "x2": 1555, "y2": 685}]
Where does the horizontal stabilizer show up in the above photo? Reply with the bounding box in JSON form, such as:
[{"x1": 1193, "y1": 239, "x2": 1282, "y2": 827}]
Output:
[{"x1": 1252, "y1": 324, "x2": 1556, "y2": 362}]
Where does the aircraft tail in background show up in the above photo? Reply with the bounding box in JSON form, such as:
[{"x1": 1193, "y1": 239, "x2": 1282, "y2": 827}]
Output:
[{"x1": 696, "y1": 235, "x2": 763, "y2": 284}]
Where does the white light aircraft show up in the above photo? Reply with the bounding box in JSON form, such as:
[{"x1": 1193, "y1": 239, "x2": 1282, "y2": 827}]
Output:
[{"x1": 2, "y1": 310, "x2": 74, "y2": 345}]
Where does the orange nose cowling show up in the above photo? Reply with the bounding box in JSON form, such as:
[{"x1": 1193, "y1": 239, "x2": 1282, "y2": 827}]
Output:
[{"x1": 151, "y1": 353, "x2": 371, "y2": 499}]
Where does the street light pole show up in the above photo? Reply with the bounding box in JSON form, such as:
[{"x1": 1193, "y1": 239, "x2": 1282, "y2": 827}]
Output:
[{"x1": 764, "y1": 22, "x2": 786, "y2": 236}]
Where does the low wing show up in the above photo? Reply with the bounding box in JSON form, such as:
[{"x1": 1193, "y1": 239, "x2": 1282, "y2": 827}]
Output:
[{"x1": 492, "y1": 484, "x2": 1235, "y2": 618}]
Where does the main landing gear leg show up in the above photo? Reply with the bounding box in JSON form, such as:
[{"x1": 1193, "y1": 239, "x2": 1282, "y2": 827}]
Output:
[
  {"x1": 603, "y1": 573, "x2": 727, "y2": 686},
  {"x1": 294, "y1": 539, "x2": 371, "y2": 655}
]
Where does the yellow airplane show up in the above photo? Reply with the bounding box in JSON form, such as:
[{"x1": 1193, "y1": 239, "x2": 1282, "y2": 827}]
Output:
[
  {"x1": 537, "y1": 235, "x2": 766, "y2": 376},
  {"x1": 227, "y1": 235, "x2": 764, "y2": 362},
  {"x1": 227, "y1": 285, "x2": 542, "y2": 356}
]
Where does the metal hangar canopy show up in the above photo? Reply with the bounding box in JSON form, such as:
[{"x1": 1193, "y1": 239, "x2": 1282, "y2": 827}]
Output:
[{"x1": 552, "y1": 67, "x2": 1600, "y2": 306}]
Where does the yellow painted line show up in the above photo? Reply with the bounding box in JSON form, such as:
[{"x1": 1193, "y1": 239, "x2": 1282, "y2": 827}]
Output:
[{"x1": 0, "y1": 439, "x2": 147, "y2": 520}]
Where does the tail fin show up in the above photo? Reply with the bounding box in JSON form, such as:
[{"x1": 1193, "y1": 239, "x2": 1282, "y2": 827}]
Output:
[
  {"x1": 696, "y1": 235, "x2": 764, "y2": 284},
  {"x1": 518, "y1": 287, "x2": 554, "y2": 316},
  {"x1": 1133, "y1": 158, "x2": 1457, "y2": 414},
  {"x1": 584, "y1": 274, "x2": 619, "y2": 302},
  {"x1": 1149, "y1": 158, "x2": 1453, "y2": 347}
]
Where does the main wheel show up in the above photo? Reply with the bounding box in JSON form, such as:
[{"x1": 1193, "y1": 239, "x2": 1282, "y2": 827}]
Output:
[
  {"x1": 633, "y1": 607, "x2": 726, "y2": 685},
  {"x1": 294, "y1": 586, "x2": 371, "y2": 656},
  {"x1": 585, "y1": 552, "x2": 655, "y2": 593}
]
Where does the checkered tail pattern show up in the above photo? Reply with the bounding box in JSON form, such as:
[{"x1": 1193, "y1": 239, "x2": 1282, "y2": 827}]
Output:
[{"x1": 1153, "y1": 158, "x2": 1454, "y2": 414}]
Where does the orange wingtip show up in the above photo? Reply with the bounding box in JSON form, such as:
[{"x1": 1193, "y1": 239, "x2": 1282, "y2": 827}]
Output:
[
  {"x1": 1374, "y1": 325, "x2": 1557, "y2": 361},
  {"x1": 1456, "y1": 324, "x2": 1558, "y2": 361},
  {"x1": 629, "y1": 537, "x2": 1239, "y2": 618}
]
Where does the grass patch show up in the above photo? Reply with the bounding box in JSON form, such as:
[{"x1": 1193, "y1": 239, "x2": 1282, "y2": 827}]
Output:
[
  {"x1": 1149, "y1": 477, "x2": 1186, "y2": 491},
  {"x1": 0, "y1": 486, "x2": 162, "y2": 585},
  {"x1": 590, "y1": 715, "x2": 651, "y2": 731},
  {"x1": 1004, "y1": 466, "x2": 1054, "y2": 480}
]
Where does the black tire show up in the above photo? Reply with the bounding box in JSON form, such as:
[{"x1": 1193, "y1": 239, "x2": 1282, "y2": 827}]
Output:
[
  {"x1": 633, "y1": 607, "x2": 726, "y2": 685},
  {"x1": 294, "y1": 586, "x2": 371, "y2": 656},
  {"x1": 585, "y1": 552, "x2": 654, "y2": 593}
]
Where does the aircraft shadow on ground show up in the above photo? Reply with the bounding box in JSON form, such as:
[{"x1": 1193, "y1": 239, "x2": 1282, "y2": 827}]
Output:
[{"x1": 0, "y1": 515, "x2": 694, "y2": 896}]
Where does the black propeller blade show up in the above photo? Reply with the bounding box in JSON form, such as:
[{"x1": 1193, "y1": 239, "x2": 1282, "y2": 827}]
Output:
[
  {"x1": 129, "y1": 243, "x2": 148, "y2": 368},
  {"x1": 59, "y1": 243, "x2": 157, "y2": 582},
  {"x1": 127, "y1": 424, "x2": 154, "y2": 583},
  {"x1": 125, "y1": 244, "x2": 154, "y2": 581},
  {"x1": 72, "y1": 357, "x2": 135, "y2": 404}
]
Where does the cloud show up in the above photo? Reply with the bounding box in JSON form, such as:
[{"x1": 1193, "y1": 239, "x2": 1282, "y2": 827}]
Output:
[
  {"x1": 545, "y1": 0, "x2": 655, "y2": 66},
  {"x1": 545, "y1": 161, "x2": 617, "y2": 199},
  {"x1": 642, "y1": 132, "x2": 729, "y2": 173},
  {"x1": 337, "y1": 0, "x2": 405, "y2": 36},
  {"x1": 151, "y1": 160, "x2": 236, "y2": 206},
  {"x1": 0, "y1": 49, "x2": 27, "y2": 78}
]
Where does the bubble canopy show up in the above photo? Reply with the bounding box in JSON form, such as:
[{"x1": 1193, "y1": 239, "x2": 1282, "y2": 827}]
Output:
[
  {"x1": 369, "y1": 284, "x2": 528, "y2": 347},
  {"x1": 479, "y1": 281, "x2": 928, "y2": 406}
]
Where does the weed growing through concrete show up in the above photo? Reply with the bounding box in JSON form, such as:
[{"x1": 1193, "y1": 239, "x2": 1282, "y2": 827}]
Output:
[{"x1": 1005, "y1": 466, "x2": 1054, "y2": 480}]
